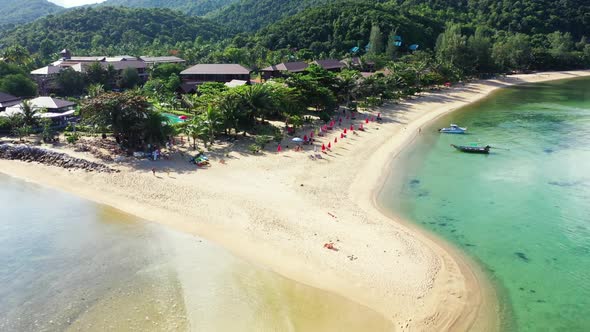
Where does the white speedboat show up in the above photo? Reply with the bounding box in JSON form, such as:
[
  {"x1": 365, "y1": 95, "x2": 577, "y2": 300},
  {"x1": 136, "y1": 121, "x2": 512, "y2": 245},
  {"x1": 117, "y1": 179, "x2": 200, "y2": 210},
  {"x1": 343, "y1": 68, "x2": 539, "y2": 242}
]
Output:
[{"x1": 439, "y1": 124, "x2": 467, "y2": 134}]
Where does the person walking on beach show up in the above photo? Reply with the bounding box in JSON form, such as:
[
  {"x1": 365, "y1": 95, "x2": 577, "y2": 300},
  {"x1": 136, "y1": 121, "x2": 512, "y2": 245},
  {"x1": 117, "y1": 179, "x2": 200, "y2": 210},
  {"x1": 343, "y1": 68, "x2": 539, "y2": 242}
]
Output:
[{"x1": 151, "y1": 167, "x2": 156, "y2": 176}]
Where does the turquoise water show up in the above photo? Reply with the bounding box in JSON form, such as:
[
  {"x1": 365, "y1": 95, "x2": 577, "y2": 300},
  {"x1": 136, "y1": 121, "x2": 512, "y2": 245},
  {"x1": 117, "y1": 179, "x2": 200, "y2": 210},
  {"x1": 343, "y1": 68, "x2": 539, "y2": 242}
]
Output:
[
  {"x1": 380, "y1": 77, "x2": 590, "y2": 331},
  {"x1": 0, "y1": 174, "x2": 392, "y2": 331}
]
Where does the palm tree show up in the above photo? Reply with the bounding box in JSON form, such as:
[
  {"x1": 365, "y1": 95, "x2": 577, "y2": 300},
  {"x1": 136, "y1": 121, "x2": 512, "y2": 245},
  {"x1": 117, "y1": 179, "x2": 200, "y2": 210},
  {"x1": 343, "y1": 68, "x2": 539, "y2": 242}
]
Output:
[
  {"x1": 336, "y1": 70, "x2": 361, "y2": 107},
  {"x1": 20, "y1": 100, "x2": 38, "y2": 127},
  {"x1": 218, "y1": 92, "x2": 243, "y2": 136},
  {"x1": 182, "y1": 120, "x2": 204, "y2": 150},
  {"x1": 87, "y1": 83, "x2": 105, "y2": 98},
  {"x1": 411, "y1": 61, "x2": 428, "y2": 89},
  {"x1": 142, "y1": 112, "x2": 172, "y2": 144},
  {"x1": 239, "y1": 84, "x2": 275, "y2": 123},
  {"x1": 199, "y1": 105, "x2": 222, "y2": 148}
]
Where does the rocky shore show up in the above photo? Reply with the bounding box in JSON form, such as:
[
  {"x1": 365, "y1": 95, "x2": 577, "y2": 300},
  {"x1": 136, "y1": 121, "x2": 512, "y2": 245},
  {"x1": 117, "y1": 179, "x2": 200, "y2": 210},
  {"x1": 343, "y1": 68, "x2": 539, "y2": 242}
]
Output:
[{"x1": 0, "y1": 144, "x2": 117, "y2": 173}]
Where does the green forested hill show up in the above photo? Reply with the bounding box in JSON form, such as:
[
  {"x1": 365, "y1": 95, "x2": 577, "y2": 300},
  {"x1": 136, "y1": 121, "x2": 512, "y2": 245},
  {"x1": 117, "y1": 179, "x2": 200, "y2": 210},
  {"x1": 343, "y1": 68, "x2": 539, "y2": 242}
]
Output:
[
  {"x1": 0, "y1": 7, "x2": 228, "y2": 56},
  {"x1": 399, "y1": 0, "x2": 590, "y2": 38},
  {"x1": 207, "y1": 0, "x2": 370, "y2": 32},
  {"x1": 247, "y1": 2, "x2": 442, "y2": 54},
  {"x1": 99, "y1": 0, "x2": 237, "y2": 16},
  {"x1": 0, "y1": 0, "x2": 63, "y2": 27}
]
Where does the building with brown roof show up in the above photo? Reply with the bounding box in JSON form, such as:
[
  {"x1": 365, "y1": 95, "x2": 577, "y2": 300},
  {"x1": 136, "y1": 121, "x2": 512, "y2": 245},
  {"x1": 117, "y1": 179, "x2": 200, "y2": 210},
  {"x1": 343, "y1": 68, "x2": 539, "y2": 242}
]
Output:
[
  {"x1": 260, "y1": 61, "x2": 309, "y2": 80},
  {"x1": 180, "y1": 64, "x2": 251, "y2": 91},
  {"x1": 312, "y1": 59, "x2": 346, "y2": 72}
]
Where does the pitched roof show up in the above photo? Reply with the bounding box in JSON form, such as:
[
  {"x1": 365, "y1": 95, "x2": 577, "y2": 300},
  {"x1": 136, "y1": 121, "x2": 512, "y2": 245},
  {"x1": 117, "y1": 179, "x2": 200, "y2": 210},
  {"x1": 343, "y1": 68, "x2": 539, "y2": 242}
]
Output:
[
  {"x1": 140, "y1": 56, "x2": 186, "y2": 64},
  {"x1": 0, "y1": 92, "x2": 20, "y2": 108},
  {"x1": 262, "y1": 61, "x2": 309, "y2": 73},
  {"x1": 313, "y1": 59, "x2": 345, "y2": 70},
  {"x1": 105, "y1": 56, "x2": 138, "y2": 62},
  {"x1": 30, "y1": 65, "x2": 63, "y2": 75},
  {"x1": 180, "y1": 64, "x2": 251, "y2": 75},
  {"x1": 0, "y1": 92, "x2": 19, "y2": 103},
  {"x1": 29, "y1": 97, "x2": 76, "y2": 110},
  {"x1": 225, "y1": 80, "x2": 248, "y2": 88},
  {"x1": 70, "y1": 56, "x2": 106, "y2": 62}
]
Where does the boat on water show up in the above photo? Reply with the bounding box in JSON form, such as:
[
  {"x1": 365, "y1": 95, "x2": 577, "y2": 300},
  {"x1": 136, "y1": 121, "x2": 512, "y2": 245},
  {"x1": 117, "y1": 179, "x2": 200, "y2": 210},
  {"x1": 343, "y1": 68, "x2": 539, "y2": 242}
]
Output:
[
  {"x1": 439, "y1": 124, "x2": 467, "y2": 134},
  {"x1": 451, "y1": 144, "x2": 491, "y2": 154}
]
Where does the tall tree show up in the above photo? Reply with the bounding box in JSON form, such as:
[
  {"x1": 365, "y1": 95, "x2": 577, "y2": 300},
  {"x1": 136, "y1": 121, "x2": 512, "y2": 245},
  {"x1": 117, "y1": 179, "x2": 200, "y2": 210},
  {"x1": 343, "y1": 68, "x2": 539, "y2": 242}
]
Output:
[
  {"x1": 119, "y1": 68, "x2": 141, "y2": 89},
  {"x1": 435, "y1": 24, "x2": 471, "y2": 74},
  {"x1": 368, "y1": 24, "x2": 383, "y2": 55}
]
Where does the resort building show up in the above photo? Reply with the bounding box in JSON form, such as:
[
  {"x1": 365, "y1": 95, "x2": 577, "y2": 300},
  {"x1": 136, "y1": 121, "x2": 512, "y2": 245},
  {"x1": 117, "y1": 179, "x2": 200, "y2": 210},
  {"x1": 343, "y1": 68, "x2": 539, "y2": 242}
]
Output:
[
  {"x1": 0, "y1": 92, "x2": 21, "y2": 112},
  {"x1": 180, "y1": 64, "x2": 251, "y2": 92},
  {"x1": 140, "y1": 56, "x2": 186, "y2": 67},
  {"x1": 312, "y1": 59, "x2": 346, "y2": 72},
  {"x1": 260, "y1": 61, "x2": 309, "y2": 80},
  {"x1": 1, "y1": 96, "x2": 76, "y2": 126}
]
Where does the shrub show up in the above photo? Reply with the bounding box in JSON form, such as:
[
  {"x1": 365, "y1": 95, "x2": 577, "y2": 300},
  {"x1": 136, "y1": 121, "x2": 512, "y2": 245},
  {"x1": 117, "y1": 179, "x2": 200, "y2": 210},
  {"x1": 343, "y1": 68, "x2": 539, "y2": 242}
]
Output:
[
  {"x1": 248, "y1": 143, "x2": 261, "y2": 154},
  {"x1": 255, "y1": 135, "x2": 272, "y2": 148},
  {"x1": 66, "y1": 132, "x2": 79, "y2": 144},
  {"x1": 0, "y1": 117, "x2": 11, "y2": 132},
  {"x1": 318, "y1": 111, "x2": 331, "y2": 123}
]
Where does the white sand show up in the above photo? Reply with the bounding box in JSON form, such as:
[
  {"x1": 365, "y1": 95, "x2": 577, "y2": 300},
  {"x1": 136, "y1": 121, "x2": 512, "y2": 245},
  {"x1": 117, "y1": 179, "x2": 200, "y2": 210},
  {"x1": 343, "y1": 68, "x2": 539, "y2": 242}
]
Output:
[{"x1": 2, "y1": 70, "x2": 589, "y2": 331}]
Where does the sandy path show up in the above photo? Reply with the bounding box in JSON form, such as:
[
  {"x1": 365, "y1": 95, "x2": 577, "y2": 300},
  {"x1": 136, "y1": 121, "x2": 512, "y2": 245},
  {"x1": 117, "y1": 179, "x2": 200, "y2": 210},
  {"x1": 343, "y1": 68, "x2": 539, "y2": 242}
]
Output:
[{"x1": 2, "y1": 70, "x2": 589, "y2": 331}]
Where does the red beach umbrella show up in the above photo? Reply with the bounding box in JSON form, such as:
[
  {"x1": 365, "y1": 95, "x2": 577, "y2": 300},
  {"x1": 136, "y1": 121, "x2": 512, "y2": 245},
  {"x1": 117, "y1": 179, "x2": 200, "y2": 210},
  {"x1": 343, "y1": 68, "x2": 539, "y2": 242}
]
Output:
[
  {"x1": 340, "y1": 133, "x2": 344, "y2": 139},
  {"x1": 350, "y1": 124, "x2": 354, "y2": 131},
  {"x1": 328, "y1": 142, "x2": 331, "y2": 149},
  {"x1": 334, "y1": 137, "x2": 338, "y2": 143},
  {"x1": 277, "y1": 144, "x2": 282, "y2": 152},
  {"x1": 321, "y1": 144, "x2": 326, "y2": 151},
  {"x1": 365, "y1": 118, "x2": 369, "y2": 124},
  {"x1": 344, "y1": 128, "x2": 347, "y2": 134}
]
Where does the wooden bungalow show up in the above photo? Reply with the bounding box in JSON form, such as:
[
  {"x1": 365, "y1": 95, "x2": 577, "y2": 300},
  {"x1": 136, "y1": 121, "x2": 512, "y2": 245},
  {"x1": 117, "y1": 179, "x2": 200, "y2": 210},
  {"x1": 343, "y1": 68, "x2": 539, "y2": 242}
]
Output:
[
  {"x1": 312, "y1": 59, "x2": 346, "y2": 72},
  {"x1": 180, "y1": 64, "x2": 251, "y2": 92},
  {"x1": 260, "y1": 61, "x2": 309, "y2": 80}
]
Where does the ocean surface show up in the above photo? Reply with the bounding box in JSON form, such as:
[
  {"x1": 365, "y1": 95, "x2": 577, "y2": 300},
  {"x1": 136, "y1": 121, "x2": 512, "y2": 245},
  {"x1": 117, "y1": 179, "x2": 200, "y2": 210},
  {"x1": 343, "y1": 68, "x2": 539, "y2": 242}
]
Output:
[
  {"x1": 0, "y1": 174, "x2": 391, "y2": 331},
  {"x1": 380, "y1": 77, "x2": 590, "y2": 331}
]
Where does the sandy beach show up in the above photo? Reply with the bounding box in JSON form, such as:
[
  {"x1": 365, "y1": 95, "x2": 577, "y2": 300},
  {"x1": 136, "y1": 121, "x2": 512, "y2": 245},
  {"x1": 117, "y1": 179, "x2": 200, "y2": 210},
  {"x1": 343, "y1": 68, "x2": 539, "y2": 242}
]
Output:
[{"x1": 2, "y1": 70, "x2": 589, "y2": 331}]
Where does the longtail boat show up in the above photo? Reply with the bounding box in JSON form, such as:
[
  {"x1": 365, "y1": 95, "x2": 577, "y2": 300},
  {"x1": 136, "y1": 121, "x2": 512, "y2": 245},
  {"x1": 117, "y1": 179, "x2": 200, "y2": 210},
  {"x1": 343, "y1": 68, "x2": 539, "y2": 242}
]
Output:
[{"x1": 451, "y1": 144, "x2": 491, "y2": 154}]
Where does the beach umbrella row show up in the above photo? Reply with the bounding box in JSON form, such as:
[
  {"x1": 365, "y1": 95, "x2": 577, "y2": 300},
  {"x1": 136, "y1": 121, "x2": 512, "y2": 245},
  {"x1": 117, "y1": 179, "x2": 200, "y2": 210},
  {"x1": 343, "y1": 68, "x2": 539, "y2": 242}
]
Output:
[{"x1": 277, "y1": 112, "x2": 379, "y2": 153}]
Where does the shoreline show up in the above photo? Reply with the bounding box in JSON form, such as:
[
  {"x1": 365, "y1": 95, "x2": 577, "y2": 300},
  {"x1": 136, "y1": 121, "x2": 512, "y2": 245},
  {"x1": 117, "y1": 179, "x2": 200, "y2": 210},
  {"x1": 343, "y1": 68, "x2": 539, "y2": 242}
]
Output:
[{"x1": 2, "y1": 70, "x2": 589, "y2": 330}]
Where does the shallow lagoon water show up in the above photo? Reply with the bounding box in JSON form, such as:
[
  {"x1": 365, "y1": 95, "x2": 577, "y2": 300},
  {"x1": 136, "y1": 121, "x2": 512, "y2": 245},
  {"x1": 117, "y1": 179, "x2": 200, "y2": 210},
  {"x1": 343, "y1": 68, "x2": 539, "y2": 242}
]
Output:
[
  {"x1": 0, "y1": 174, "x2": 392, "y2": 331},
  {"x1": 380, "y1": 77, "x2": 590, "y2": 331}
]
